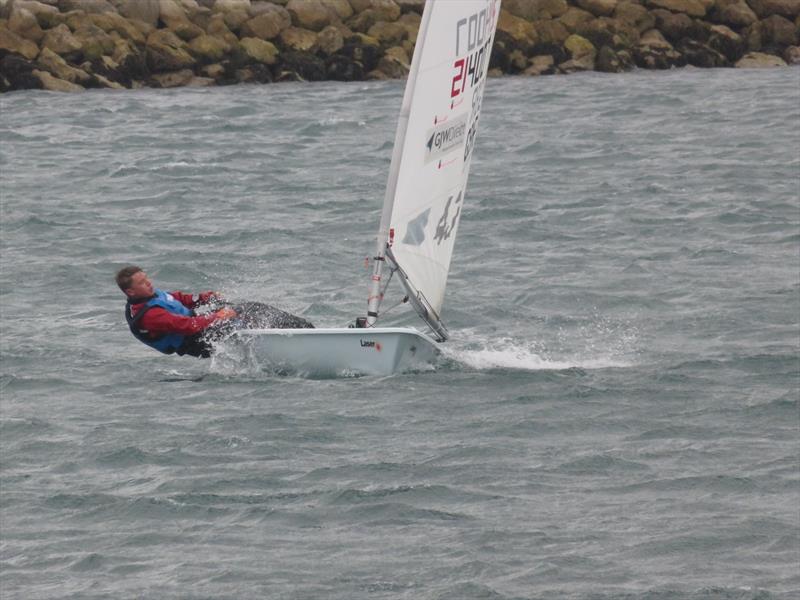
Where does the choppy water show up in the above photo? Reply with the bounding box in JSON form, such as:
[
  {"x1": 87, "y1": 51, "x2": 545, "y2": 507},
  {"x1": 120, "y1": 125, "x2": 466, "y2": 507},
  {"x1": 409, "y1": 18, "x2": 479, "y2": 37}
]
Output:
[{"x1": 1, "y1": 68, "x2": 798, "y2": 599}]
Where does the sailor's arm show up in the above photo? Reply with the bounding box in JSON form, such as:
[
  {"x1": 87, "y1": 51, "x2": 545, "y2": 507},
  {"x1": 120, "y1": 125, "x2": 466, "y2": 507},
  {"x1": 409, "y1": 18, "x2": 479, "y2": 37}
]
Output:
[
  {"x1": 170, "y1": 290, "x2": 222, "y2": 309},
  {"x1": 141, "y1": 306, "x2": 235, "y2": 336}
]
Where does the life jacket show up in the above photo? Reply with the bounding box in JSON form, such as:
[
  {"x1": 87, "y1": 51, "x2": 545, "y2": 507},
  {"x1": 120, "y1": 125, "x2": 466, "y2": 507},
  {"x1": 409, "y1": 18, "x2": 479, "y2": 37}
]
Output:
[{"x1": 125, "y1": 289, "x2": 194, "y2": 355}]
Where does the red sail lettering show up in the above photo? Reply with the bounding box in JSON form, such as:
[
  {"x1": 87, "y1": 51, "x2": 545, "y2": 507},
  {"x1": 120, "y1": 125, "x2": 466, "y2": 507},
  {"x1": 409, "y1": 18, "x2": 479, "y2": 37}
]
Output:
[{"x1": 451, "y1": 58, "x2": 465, "y2": 98}]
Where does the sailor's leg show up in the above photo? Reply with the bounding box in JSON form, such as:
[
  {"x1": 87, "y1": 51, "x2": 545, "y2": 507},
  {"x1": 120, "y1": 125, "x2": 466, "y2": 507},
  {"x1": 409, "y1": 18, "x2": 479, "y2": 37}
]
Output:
[{"x1": 231, "y1": 301, "x2": 314, "y2": 329}]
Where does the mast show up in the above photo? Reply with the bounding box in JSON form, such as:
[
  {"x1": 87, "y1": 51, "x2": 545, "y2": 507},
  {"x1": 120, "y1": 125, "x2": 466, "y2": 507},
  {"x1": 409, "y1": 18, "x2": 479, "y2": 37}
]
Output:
[{"x1": 366, "y1": 0, "x2": 436, "y2": 326}]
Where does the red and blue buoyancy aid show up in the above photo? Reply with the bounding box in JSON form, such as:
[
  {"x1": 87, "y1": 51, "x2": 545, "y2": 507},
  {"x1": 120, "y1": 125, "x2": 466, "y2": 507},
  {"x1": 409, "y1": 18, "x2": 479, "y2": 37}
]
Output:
[{"x1": 125, "y1": 289, "x2": 194, "y2": 354}]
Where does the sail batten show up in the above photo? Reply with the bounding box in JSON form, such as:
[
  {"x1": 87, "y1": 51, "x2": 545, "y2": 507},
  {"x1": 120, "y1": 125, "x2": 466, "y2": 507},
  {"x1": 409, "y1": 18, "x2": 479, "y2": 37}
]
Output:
[{"x1": 368, "y1": 0, "x2": 501, "y2": 334}]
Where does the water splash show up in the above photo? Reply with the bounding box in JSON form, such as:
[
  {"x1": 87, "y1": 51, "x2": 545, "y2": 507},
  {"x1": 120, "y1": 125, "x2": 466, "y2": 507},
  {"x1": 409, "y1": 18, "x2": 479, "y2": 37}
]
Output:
[
  {"x1": 443, "y1": 322, "x2": 639, "y2": 372},
  {"x1": 443, "y1": 338, "x2": 633, "y2": 371}
]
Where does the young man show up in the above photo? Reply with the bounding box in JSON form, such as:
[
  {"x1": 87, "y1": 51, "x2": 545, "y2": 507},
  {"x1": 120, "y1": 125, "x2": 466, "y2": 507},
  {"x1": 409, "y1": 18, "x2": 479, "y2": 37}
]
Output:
[{"x1": 116, "y1": 265, "x2": 237, "y2": 358}]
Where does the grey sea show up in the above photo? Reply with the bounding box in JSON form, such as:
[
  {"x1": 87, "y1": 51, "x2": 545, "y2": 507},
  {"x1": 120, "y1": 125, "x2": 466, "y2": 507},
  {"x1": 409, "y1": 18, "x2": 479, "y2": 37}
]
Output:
[{"x1": 1, "y1": 67, "x2": 799, "y2": 599}]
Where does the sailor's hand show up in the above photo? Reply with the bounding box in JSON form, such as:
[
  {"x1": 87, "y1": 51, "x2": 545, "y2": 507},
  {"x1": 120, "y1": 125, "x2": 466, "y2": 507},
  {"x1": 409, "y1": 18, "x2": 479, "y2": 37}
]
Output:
[
  {"x1": 215, "y1": 307, "x2": 237, "y2": 320},
  {"x1": 199, "y1": 291, "x2": 223, "y2": 304}
]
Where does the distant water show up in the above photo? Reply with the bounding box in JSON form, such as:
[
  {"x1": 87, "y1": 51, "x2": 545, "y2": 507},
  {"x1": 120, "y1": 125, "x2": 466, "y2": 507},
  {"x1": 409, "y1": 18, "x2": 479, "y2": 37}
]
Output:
[{"x1": 1, "y1": 68, "x2": 798, "y2": 599}]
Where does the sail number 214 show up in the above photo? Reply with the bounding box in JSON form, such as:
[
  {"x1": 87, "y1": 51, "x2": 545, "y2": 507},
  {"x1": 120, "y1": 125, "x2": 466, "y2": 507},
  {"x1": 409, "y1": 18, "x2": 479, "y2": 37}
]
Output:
[{"x1": 451, "y1": 5, "x2": 496, "y2": 99}]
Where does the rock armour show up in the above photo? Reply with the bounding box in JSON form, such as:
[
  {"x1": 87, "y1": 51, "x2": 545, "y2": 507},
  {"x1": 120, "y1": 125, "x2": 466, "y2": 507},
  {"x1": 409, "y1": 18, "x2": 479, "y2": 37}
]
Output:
[{"x1": 0, "y1": 0, "x2": 796, "y2": 92}]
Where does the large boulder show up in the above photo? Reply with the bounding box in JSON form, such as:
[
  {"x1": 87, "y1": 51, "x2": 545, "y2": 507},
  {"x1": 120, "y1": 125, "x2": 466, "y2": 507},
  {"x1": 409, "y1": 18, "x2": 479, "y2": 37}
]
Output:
[
  {"x1": 364, "y1": 0, "x2": 401, "y2": 22},
  {"x1": 565, "y1": 32, "x2": 597, "y2": 56},
  {"x1": 8, "y1": 1, "x2": 60, "y2": 29},
  {"x1": 286, "y1": 0, "x2": 334, "y2": 31},
  {"x1": 8, "y1": 6, "x2": 45, "y2": 43},
  {"x1": 735, "y1": 50, "x2": 787, "y2": 65},
  {"x1": 538, "y1": 0, "x2": 571, "y2": 18},
  {"x1": 87, "y1": 12, "x2": 148, "y2": 43},
  {"x1": 278, "y1": 26, "x2": 318, "y2": 52},
  {"x1": 321, "y1": 0, "x2": 353, "y2": 20},
  {"x1": 36, "y1": 46, "x2": 90, "y2": 82},
  {"x1": 678, "y1": 38, "x2": 729, "y2": 64},
  {"x1": 503, "y1": 0, "x2": 543, "y2": 19},
  {"x1": 646, "y1": 0, "x2": 707, "y2": 16},
  {"x1": 58, "y1": 0, "x2": 117, "y2": 14},
  {"x1": 559, "y1": 32, "x2": 597, "y2": 71},
  {"x1": 505, "y1": 0, "x2": 569, "y2": 19},
  {"x1": 146, "y1": 28, "x2": 195, "y2": 70},
  {"x1": 167, "y1": 21, "x2": 206, "y2": 42},
  {"x1": 652, "y1": 9, "x2": 701, "y2": 42},
  {"x1": 614, "y1": 1, "x2": 657, "y2": 31},
  {"x1": 558, "y1": 53, "x2": 596, "y2": 71},
  {"x1": 347, "y1": 8, "x2": 379, "y2": 32},
  {"x1": 711, "y1": 0, "x2": 758, "y2": 26},
  {"x1": 0, "y1": 24, "x2": 40, "y2": 60},
  {"x1": 533, "y1": 18, "x2": 570, "y2": 43},
  {"x1": 558, "y1": 6, "x2": 595, "y2": 32},
  {"x1": 317, "y1": 23, "x2": 344, "y2": 54},
  {"x1": 115, "y1": 0, "x2": 160, "y2": 27},
  {"x1": 111, "y1": 37, "x2": 148, "y2": 77},
  {"x1": 33, "y1": 68, "x2": 84, "y2": 91},
  {"x1": 158, "y1": 0, "x2": 205, "y2": 38},
  {"x1": 634, "y1": 28, "x2": 686, "y2": 66},
  {"x1": 746, "y1": 0, "x2": 800, "y2": 18},
  {"x1": 213, "y1": 0, "x2": 251, "y2": 12},
  {"x1": 240, "y1": 4, "x2": 290, "y2": 38},
  {"x1": 395, "y1": 11, "x2": 419, "y2": 42},
  {"x1": 149, "y1": 67, "x2": 194, "y2": 86},
  {"x1": 188, "y1": 32, "x2": 230, "y2": 61},
  {"x1": 206, "y1": 13, "x2": 239, "y2": 44},
  {"x1": 85, "y1": 52, "x2": 132, "y2": 86},
  {"x1": 375, "y1": 42, "x2": 408, "y2": 77},
  {"x1": 706, "y1": 23, "x2": 745, "y2": 59},
  {"x1": 222, "y1": 7, "x2": 250, "y2": 31},
  {"x1": 595, "y1": 44, "x2": 635, "y2": 70},
  {"x1": 349, "y1": 0, "x2": 372, "y2": 11},
  {"x1": 90, "y1": 70, "x2": 127, "y2": 89},
  {"x1": 367, "y1": 20, "x2": 406, "y2": 45},
  {"x1": 761, "y1": 14, "x2": 798, "y2": 47},
  {"x1": 159, "y1": 0, "x2": 189, "y2": 24},
  {"x1": 497, "y1": 9, "x2": 539, "y2": 51},
  {"x1": 73, "y1": 22, "x2": 116, "y2": 60},
  {"x1": 578, "y1": 16, "x2": 640, "y2": 49},
  {"x1": 42, "y1": 23, "x2": 83, "y2": 58},
  {"x1": 523, "y1": 54, "x2": 556, "y2": 74},
  {"x1": 200, "y1": 62, "x2": 225, "y2": 78},
  {"x1": 187, "y1": 75, "x2": 215, "y2": 86},
  {"x1": 577, "y1": 0, "x2": 619, "y2": 17},
  {"x1": 784, "y1": 44, "x2": 800, "y2": 62},
  {"x1": 239, "y1": 36, "x2": 278, "y2": 62}
]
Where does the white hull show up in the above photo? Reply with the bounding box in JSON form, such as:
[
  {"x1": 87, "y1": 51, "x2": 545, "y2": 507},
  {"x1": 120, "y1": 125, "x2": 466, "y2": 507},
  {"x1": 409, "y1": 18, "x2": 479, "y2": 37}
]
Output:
[{"x1": 230, "y1": 328, "x2": 441, "y2": 376}]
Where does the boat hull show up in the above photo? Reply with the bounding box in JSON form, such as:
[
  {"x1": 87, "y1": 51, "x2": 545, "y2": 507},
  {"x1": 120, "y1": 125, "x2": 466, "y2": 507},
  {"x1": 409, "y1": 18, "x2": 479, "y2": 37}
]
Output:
[{"x1": 230, "y1": 327, "x2": 441, "y2": 376}]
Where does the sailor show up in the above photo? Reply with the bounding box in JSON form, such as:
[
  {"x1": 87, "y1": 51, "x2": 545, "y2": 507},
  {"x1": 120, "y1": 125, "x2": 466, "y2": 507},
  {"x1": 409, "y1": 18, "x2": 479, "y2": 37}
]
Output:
[{"x1": 116, "y1": 265, "x2": 236, "y2": 358}]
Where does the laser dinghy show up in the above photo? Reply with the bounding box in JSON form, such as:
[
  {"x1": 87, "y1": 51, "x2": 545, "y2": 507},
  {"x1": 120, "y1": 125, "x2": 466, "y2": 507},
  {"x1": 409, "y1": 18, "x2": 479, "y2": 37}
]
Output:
[{"x1": 234, "y1": 0, "x2": 502, "y2": 376}]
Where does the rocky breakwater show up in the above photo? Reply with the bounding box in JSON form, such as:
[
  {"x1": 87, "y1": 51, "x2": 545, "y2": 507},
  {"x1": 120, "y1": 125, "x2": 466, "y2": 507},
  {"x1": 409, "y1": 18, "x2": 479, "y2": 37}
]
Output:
[
  {"x1": 0, "y1": 0, "x2": 797, "y2": 93},
  {"x1": 493, "y1": 0, "x2": 799, "y2": 74}
]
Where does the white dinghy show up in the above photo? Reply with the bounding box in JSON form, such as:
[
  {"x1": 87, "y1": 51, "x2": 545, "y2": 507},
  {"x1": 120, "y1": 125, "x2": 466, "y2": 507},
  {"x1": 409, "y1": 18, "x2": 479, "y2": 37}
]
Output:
[{"x1": 234, "y1": 0, "x2": 502, "y2": 376}]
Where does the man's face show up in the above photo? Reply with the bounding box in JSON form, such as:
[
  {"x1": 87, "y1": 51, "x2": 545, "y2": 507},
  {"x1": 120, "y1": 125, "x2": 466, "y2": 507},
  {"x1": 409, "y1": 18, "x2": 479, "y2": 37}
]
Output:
[{"x1": 125, "y1": 271, "x2": 154, "y2": 298}]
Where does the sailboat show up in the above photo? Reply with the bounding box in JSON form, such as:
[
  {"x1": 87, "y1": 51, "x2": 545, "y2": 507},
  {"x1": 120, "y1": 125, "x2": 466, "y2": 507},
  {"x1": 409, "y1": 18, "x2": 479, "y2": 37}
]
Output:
[{"x1": 234, "y1": 0, "x2": 502, "y2": 375}]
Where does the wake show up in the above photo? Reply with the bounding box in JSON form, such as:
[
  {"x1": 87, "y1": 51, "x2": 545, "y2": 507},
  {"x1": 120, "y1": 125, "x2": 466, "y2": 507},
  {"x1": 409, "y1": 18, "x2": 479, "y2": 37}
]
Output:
[{"x1": 442, "y1": 334, "x2": 636, "y2": 372}]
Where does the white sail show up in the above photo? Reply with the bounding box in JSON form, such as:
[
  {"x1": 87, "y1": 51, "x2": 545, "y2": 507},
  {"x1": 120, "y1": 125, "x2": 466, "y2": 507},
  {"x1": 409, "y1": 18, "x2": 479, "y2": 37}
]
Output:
[{"x1": 372, "y1": 0, "x2": 501, "y2": 330}]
